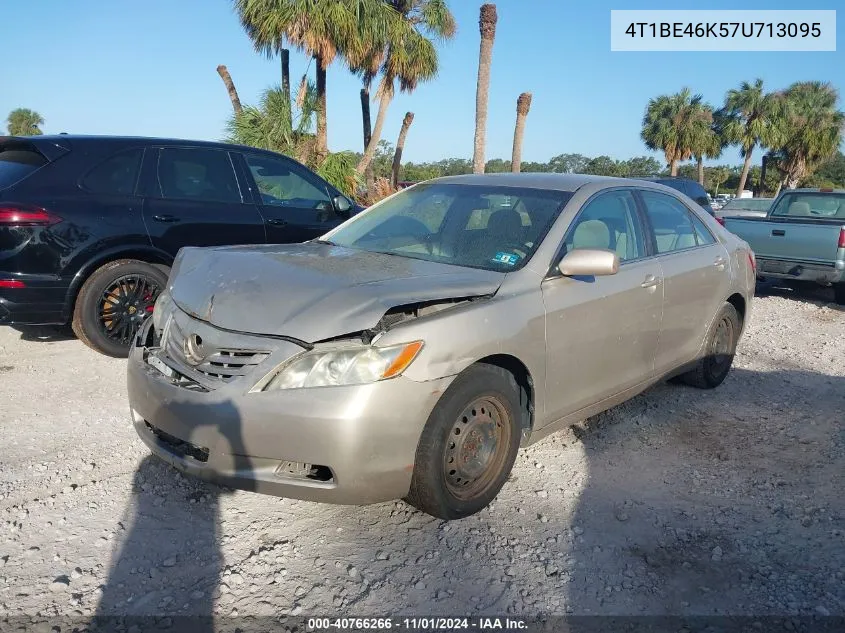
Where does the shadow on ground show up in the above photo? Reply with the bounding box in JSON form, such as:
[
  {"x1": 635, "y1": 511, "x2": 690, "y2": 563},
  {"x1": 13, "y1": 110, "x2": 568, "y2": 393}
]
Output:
[{"x1": 11, "y1": 324, "x2": 78, "y2": 342}]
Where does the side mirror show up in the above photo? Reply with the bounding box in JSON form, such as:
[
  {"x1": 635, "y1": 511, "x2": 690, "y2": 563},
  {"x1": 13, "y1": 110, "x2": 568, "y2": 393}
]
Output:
[
  {"x1": 557, "y1": 249, "x2": 619, "y2": 277},
  {"x1": 333, "y1": 195, "x2": 353, "y2": 217}
]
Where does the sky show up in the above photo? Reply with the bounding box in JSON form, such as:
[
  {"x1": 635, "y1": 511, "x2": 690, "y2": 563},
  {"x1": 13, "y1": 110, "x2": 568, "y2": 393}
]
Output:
[{"x1": 2, "y1": 0, "x2": 843, "y2": 167}]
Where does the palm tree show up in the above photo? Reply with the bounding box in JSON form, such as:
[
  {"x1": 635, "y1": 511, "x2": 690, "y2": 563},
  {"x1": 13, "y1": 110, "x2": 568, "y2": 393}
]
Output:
[
  {"x1": 510, "y1": 92, "x2": 532, "y2": 173},
  {"x1": 391, "y1": 111, "x2": 414, "y2": 187},
  {"x1": 472, "y1": 4, "x2": 497, "y2": 174},
  {"x1": 774, "y1": 81, "x2": 844, "y2": 190},
  {"x1": 216, "y1": 65, "x2": 244, "y2": 114},
  {"x1": 641, "y1": 88, "x2": 709, "y2": 176},
  {"x1": 234, "y1": 0, "x2": 397, "y2": 163},
  {"x1": 690, "y1": 105, "x2": 722, "y2": 185},
  {"x1": 6, "y1": 108, "x2": 44, "y2": 136},
  {"x1": 354, "y1": 0, "x2": 457, "y2": 175},
  {"x1": 717, "y1": 79, "x2": 784, "y2": 196}
]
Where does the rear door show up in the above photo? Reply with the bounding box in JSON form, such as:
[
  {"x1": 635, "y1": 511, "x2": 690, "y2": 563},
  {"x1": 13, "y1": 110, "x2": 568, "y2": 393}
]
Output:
[
  {"x1": 142, "y1": 146, "x2": 266, "y2": 256},
  {"x1": 237, "y1": 152, "x2": 345, "y2": 243},
  {"x1": 638, "y1": 189, "x2": 731, "y2": 374}
]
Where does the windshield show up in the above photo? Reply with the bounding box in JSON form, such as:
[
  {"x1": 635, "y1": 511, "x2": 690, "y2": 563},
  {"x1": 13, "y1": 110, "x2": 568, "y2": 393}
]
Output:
[
  {"x1": 325, "y1": 183, "x2": 571, "y2": 272},
  {"x1": 770, "y1": 192, "x2": 845, "y2": 218}
]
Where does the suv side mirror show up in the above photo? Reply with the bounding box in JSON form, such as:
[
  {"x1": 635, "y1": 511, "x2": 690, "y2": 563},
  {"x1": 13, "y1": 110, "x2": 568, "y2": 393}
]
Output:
[
  {"x1": 333, "y1": 195, "x2": 353, "y2": 217},
  {"x1": 557, "y1": 249, "x2": 619, "y2": 277}
]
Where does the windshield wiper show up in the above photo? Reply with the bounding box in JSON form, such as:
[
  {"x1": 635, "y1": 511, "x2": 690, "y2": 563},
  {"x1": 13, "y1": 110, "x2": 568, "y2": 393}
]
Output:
[{"x1": 313, "y1": 238, "x2": 338, "y2": 246}]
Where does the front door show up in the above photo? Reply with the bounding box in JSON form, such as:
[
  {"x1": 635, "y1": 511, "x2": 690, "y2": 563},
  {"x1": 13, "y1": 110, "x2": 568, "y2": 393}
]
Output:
[
  {"x1": 239, "y1": 152, "x2": 345, "y2": 243},
  {"x1": 638, "y1": 189, "x2": 731, "y2": 373},
  {"x1": 542, "y1": 189, "x2": 663, "y2": 422},
  {"x1": 142, "y1": 147, "x2": 266, "y2": 256}
]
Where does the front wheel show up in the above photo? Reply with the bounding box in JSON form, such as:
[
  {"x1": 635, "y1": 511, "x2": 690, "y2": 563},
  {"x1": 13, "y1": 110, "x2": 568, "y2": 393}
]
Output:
[
  {"x1": 405, "y1": 364, "x2": 523, "y2": 520},
  {"x1": 72, "y1": 259, "x2": 169, "y2": 357},
  {"x1": 679, "y1": 302, "x2": 740, "y2": 389}
]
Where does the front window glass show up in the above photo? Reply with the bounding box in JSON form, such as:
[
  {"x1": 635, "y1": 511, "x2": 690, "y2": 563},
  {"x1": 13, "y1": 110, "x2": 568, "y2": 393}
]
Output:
[
  {"x1": 326, "y1": 183, "x2": 571, "y2": 271},
  {"x1": 769, "y1": 193, "x2": 845, "y2": 218}
]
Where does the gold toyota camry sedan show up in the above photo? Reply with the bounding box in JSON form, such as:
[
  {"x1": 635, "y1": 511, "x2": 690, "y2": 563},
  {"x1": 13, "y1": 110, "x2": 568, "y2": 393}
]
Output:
[{"x1": 128, "y1": 173, "x2": 756, "y2": 520}]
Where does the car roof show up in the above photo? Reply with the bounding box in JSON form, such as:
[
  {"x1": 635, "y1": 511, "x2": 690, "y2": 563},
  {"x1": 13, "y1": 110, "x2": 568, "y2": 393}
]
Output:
[
  {"x1": 783, "y1": 188, "x2": 845, "y2": 194},
  {"x1": 4, "y1": 134, "x2": 278, "y2": 155},
  {"x1": 428, "y1": 172, "x2": 631, "y2": 192}
]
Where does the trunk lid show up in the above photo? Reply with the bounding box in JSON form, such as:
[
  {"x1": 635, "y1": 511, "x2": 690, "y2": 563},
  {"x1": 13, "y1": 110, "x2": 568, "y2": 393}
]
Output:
[{"x1": 168, "y1": 243, "x2": 505, "y2": 342}]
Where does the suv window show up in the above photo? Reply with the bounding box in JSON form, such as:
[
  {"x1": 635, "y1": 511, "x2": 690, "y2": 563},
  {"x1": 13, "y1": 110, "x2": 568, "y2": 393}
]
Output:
[
  {"x1": 244, "y1": 154, "x2": 332, "y2": 209},
  {"x1": 0, "y1": 147, "x2": 47, "y2": 190},
  {"x1": 641, "y1": 191, "x2": 700, "y2": 254},
  {"x1": 685, "y1": 181, "x2": 711, "y2": 209},
  {"x1": 156, "y1": 148, "x2": 241, "y2": 203},
  {"x1": 564, "y1": 189, "x2": 644, "y2": 262},
  {"x1": 82, "y1": 148, "x2": 143, "y2": 195}
]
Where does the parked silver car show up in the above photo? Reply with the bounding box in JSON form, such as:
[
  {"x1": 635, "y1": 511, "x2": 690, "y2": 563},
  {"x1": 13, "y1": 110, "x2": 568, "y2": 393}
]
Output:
[{"x1": 128, "y1": 174, "x2": 755, "y2": 520}]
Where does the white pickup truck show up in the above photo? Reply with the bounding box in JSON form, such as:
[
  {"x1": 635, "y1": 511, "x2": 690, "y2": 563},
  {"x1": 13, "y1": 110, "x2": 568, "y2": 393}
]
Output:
[{"x1": 722, "y1": 188, "x2": 845, "y2": 305}]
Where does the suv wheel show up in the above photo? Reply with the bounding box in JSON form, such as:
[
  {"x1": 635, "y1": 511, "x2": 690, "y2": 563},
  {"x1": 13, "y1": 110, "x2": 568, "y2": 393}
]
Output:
[
  {"x1": 405, "y1": 364, "x2": 522, "y2": 520},
  {"x1": 72, "y1": 259, "x2": 169, "y2": 357}
]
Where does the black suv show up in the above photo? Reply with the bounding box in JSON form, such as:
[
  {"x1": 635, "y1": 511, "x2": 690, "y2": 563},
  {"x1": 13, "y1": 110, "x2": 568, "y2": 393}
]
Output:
[
  {"x1": 0, "y1": 135, "x2": 359, "y2": 356},
  {"x1": 629, "y1": 176, "x2": 715, "y2": 215}
]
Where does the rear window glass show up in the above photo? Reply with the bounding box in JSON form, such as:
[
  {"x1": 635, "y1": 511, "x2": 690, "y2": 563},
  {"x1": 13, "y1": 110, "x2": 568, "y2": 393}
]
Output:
[
  {"x1": 0, "y1": 149, "x2": 47, "y2": 190},
  {"x1": 82, "y1": 148, "x2": 144, "y2": 195},
  {"x1": 770, "y1": 193, "x2": 845, "y2": 218}
]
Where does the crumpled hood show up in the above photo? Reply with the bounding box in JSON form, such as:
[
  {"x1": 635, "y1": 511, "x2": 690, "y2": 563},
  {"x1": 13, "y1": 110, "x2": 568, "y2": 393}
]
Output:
[{"x1": 167, "y1": 243, "x2": 505, "y2": 342}]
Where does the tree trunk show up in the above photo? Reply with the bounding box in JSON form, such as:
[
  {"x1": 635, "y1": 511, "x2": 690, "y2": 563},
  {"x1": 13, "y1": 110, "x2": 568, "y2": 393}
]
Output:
[
  {"x1": 281, "y1": 48, "x2": 291, "y2": 124},
  {"x1": 472, "y1": 4, "x2": 498, "y2": 175},
  {"x1": 392, "y1": 112, "x2": 415, "y2": 188},
  {"x1": 736, "y1": 150, "x2": 754, "y2": 196},
  {"x1": 360, "y1": 87, "x2": 375, "y2": 190},
  {"x1": 669, "y1": 160, "x2": 678, "y2": 176},
  {"x1": 216, "y1": 65, "x2": 242, "y2": 115},
  {"x1": 696, "y1": 156, "x2": 704, "y2": 185},
  {"x1": 510, "y1": 92, "x2": 532, "y2": 173},
  {"x1": 315, "y1": 56, "x2": 328, "y2": 163},
  {"x1": 773, "y1": 180, "x2": 784, "y2": 197},
  {"x1": 356, "y1": 87, "x2": 392, "y2": 175}
]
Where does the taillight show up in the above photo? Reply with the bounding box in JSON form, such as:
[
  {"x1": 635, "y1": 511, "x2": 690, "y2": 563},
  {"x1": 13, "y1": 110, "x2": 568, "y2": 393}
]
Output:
[
  {"x1": 716, "y1": 217, "x2": 726, "y2": 227},
  {"x1": 0, "y1": 280, "x2": 26, "y2": 289},
  {"x1": 748, "y1": 251, "x2": 756, "y2": 273},
  {"x1": 838, "y1": 227, "x2": 845, "y2": 249},
  {"x1": 0, "y1": 205, "x2": 61, "y2": 227}
]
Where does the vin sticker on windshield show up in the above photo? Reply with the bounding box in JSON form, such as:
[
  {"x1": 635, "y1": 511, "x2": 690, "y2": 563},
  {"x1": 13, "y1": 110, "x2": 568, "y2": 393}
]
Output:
[{"x1": 492, "y1": 252, "x2": 520, "y2": 266}]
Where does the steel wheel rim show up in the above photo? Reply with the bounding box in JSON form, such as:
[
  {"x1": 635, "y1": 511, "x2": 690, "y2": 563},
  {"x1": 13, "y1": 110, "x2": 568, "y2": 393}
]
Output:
[
  {"x1": 443, "y1": 396, "x2": 510, "y2": 500},
  {"x1": 99, "y1": 274, "x2": 160, "y2": 345},
  {"x1": 709, "y1": 316, "x2": 734, "y2": 374}
]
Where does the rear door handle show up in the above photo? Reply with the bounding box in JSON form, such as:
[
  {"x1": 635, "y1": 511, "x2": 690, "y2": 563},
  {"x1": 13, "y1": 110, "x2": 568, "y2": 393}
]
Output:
[
  {"x1": 267, "y1": 218, "x2": 288, "y2": 226},
  {"x1": 641, "y1": 274, "x2": 660, "y2": 289},
  {"x1": 714, "y1": 256, "x2": 727, "y2": 269},
  {"x1": 772, "y1": 229, "x2": 785, "y2": 236},
  {"x1": 152, "y1": 214, "x2": 180, "y2": 223}
]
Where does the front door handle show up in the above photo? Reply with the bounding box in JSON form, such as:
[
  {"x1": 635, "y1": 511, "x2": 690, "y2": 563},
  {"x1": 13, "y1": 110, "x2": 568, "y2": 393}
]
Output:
[
  {"x1": 772, "y1": 229, "x2": 786, "y2": 236},
  {"x1": 641, "y1": 274, "x2": 660, "y2": 289},
  {"x1": 152, "y1": 214, "x2": 180, "y2": 223},
  {"x1": 714, "y1": 256, "x2": 727, "y2": 269},
  {"x1": 267, "y1": 218, "x2": 288, "y2": 226}
]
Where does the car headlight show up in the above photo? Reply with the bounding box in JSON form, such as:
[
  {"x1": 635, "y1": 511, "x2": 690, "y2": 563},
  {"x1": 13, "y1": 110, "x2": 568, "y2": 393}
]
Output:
[
  {"x1": 252, "y1": 341, "x2": 424, "y2": 391},
  {"x1": 152, "y1": 291, "x2": 173, "y2": 332}
]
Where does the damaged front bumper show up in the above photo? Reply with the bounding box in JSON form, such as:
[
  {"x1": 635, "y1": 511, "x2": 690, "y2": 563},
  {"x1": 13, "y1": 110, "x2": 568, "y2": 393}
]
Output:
[{"x1": 128, "y1": 316, "x2": 454, "y2": 505}]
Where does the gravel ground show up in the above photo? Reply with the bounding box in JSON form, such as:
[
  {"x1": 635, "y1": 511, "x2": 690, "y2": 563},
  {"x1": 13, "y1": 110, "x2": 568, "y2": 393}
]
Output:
[{"x1": 0, "y1": 285, "x2": 843, "y2": 624}]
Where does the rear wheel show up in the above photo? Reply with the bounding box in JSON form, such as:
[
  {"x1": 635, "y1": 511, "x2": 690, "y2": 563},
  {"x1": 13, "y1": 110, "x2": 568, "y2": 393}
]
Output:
[
  {"x1": 679, "y1": 302, "x2": 740, "y2": 389},
  {"x1": 405, "y1": 364, "x2": 522, "y2": 520},
  {"x1": 834, "y1": 283, "x2": 845, "y2": 306},
  {"x1": 72, "y1": 259, "x2": 169, "y2": 357}
]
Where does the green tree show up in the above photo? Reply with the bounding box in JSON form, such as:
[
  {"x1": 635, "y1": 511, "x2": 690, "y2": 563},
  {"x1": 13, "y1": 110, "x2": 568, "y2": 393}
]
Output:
[
  {"x1": 706, "y1": 166, "x2": 731, "y2": 196},
  {"x1": 689, "y1": 104, "x2": 722, "y2": 185},
  {"x1": 6, "y1": 108, "x2": 44, "y2": 136},
  {"x1": 805, "y1": 151, "x2": 845, "y2": 188},
  {"x1": 583, "y1": 155, "x2": 624, "y2": 176},
  {"x1": 717, "y1": 78, "x2": 784, "y2": 196},
  {"x1": 641, "y1": 88, "x2": 710, "y2": 176},
  {"x1": 624, "y1": 156, "x2": 662, "y2": 176},
  {"x1": 233, "y1": 0, "x2": 397, "y2": 163},
  {"x1": 548, "y1": 153, "x2": 588, "y2": 173},
  {"x1": 355, "y1": 0, "x2": 456, "y2": 175},
  {"x1": 774, "y1": 81, "x2": 844, "y2": 191}
]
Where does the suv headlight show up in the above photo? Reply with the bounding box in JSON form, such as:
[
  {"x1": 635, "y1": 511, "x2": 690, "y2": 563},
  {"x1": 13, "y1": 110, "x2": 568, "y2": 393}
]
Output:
[{"x1": 252, "y1": 341, "x2": 424, "y2": 391}]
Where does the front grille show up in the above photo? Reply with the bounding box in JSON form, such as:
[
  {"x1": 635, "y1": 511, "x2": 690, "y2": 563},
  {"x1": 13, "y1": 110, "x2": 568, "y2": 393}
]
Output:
[{"x1": 163, "y1": 317, "x2": 269, "y2": 383}]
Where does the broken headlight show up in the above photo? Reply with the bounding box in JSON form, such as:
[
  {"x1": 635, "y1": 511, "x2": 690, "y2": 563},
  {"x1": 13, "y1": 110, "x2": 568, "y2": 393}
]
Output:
[{"x1": 252, "y1": 341, "x2": 424, "y2": 391}]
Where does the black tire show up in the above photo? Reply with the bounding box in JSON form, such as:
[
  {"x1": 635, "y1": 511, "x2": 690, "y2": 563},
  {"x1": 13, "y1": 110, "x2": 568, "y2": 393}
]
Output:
[
  {"x1": 71, "y1": 259, "x2": 169, "y2": 358},
  {"x1": 405, "y1": 364, "x2": 523, "y2": 520},
  {"x1": 680, "y1": 302, "x2": 740, "y2": 389},
  {"x1": 834, "y1": 283, "x2": 845, "y2": 306}
]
